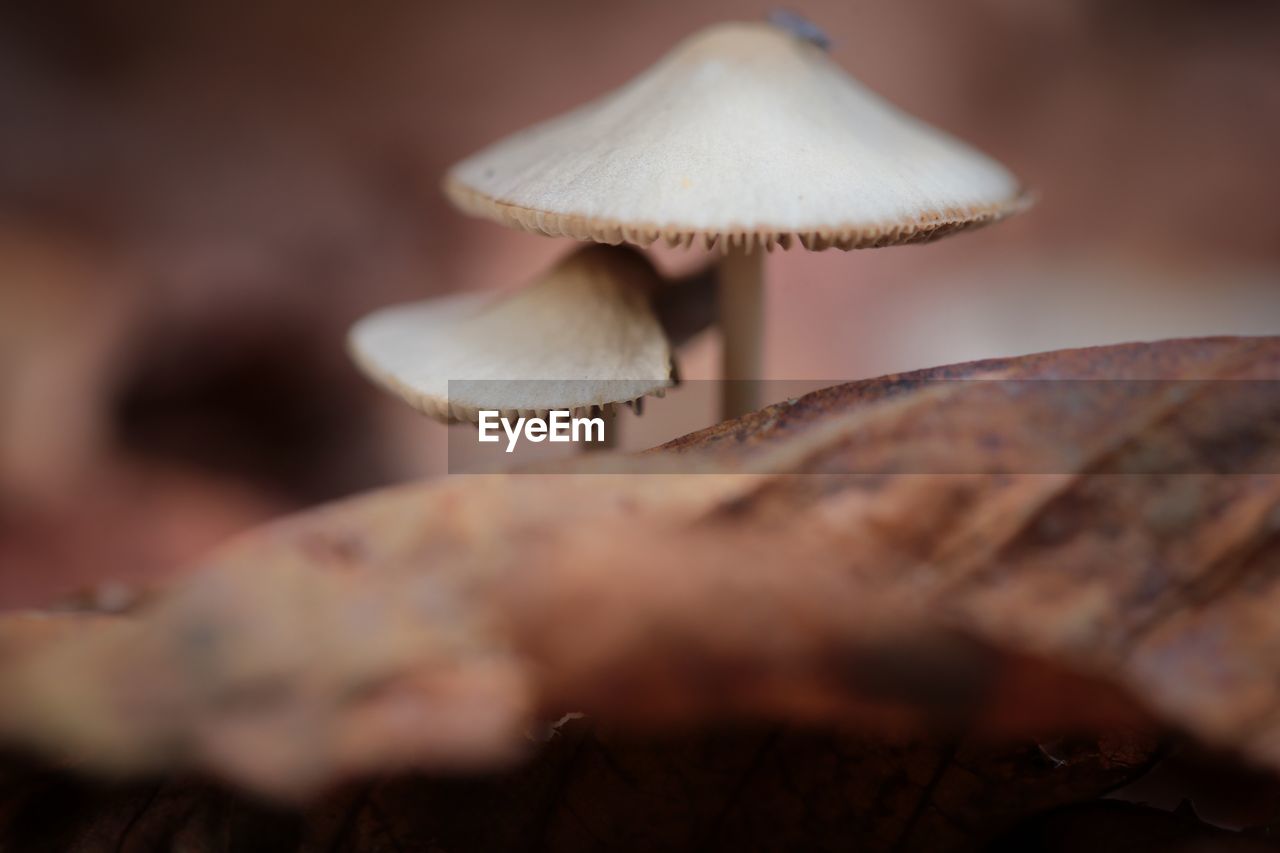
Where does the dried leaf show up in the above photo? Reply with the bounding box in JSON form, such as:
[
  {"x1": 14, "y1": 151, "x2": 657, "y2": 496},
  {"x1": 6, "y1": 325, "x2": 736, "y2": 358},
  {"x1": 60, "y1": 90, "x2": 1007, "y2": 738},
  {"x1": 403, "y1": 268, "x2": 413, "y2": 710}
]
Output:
[{"x1": 0, "y1": 336, "x2": 1277, "y2": 805}]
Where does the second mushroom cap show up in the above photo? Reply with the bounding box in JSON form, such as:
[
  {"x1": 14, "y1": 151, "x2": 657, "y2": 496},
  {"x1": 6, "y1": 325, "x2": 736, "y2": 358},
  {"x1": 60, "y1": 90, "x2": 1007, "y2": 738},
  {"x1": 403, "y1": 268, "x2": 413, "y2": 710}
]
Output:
[{"x1": 348, "y1": 245, "x2": 675, "y2": 422}]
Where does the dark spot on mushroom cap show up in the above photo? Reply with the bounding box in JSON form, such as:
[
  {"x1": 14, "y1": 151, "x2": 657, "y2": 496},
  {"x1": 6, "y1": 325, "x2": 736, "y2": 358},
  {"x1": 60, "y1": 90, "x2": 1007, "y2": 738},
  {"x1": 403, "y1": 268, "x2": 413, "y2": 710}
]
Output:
[{"x1": 768, "y1": 10, "x2": 831, "y2": 51}]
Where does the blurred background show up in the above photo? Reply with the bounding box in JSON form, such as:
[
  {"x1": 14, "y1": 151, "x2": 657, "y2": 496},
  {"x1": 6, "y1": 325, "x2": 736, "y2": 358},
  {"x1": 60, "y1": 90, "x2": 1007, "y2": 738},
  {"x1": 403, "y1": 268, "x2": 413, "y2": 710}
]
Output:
[{"x1": 1, "y1": 0, "x2": 1278, "y2": 606}]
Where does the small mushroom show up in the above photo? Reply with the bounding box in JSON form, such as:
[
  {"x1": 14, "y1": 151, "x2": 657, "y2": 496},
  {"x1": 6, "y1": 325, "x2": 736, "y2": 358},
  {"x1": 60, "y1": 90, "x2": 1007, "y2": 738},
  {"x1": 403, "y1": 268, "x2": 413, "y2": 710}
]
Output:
[
  {"x1": 445, "y1": 18, "x2": 1029, "y2": 417},
  {"x1": 348, "y1": 245, "x2": 675, "y2": 434}
]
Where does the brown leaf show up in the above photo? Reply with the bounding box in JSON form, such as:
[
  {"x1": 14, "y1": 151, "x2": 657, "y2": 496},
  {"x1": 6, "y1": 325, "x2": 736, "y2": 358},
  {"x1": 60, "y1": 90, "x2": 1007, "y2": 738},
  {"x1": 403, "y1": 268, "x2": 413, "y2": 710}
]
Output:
[{"x1": 0, "y1": 336, "x2": 1277, "y2": 804}]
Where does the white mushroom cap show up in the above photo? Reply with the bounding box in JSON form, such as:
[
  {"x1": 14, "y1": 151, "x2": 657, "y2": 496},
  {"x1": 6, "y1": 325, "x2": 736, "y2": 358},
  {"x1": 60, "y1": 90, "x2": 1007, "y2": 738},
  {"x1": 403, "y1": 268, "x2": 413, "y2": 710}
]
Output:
[
  {"x1": 348, "y1": 246, "x2": 674, "y2": 422},
  {"x1": 446, "y1": 21, "x2": 1027, "y2": 252}
]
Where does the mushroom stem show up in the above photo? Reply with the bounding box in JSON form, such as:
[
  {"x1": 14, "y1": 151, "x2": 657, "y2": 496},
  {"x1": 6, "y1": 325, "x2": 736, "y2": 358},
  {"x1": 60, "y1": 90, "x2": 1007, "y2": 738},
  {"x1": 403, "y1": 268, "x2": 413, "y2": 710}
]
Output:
[
  {"x1": 653, "y1": 263, "x2": 718, "y2": 347},
  {"x1": 717, "y1": 243, "x2": 765, "y2": 420}
]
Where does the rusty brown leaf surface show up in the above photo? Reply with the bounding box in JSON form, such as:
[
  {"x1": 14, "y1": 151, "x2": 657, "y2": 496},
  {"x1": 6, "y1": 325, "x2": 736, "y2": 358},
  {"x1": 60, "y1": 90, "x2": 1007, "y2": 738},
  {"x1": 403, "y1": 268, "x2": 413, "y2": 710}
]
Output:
[{"x1": 0, "y1": 336, "x2": 1277, "y2": 808}]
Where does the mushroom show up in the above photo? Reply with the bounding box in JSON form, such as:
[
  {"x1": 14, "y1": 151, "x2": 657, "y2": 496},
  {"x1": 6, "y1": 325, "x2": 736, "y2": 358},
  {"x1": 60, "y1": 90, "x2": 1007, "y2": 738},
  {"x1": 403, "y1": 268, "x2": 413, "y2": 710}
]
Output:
[
  {"x1": 348, "y1": 245, "x2": 676, "y2": 440},
  {"x1": 445, "y1": 17, "x2": 1028, "y2": 417}
]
